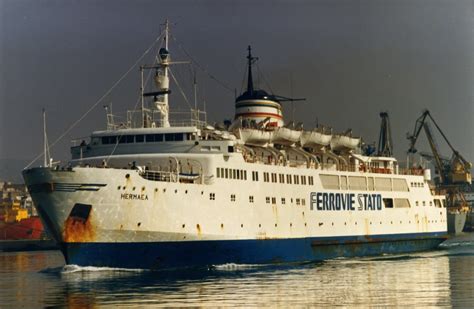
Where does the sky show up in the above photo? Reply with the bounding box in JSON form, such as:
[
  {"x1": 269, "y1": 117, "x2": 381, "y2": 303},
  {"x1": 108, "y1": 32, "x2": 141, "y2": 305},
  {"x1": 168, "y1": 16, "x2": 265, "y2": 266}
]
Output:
[{"x1": 1, "y1": 0, "x2": 473, "y2": 182}]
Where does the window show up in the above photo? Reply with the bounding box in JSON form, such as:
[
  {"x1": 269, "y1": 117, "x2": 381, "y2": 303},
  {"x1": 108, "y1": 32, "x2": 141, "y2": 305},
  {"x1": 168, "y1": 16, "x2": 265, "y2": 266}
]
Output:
[
  {"x1": 302, "y1": 199, "x2": 306, "y2": 206},
  {"x1": 301, "y1": 176, "x2": 307, "y2": 185},
  {"x1": 252, "y1": 171, "x2": 259, "y2": 181},
  {"x1": 210, "y1": 193, "x2": 215, "y2": 200},
  {"x1": 231, "y1": 194, "x2": 236, "y2": 202},
  {"x1": 146, "y1": 134, "x2": 163, "y2": 142},
  {"x1": 271, "y1": 173, "x2": 277, "y2": 183},
  {"x1": 135, "y1": 135, "x2": 144, "y2": 143},
  {"x1": 266, "y1": 197, "x2": 270, "y2": 204},
  {"x1": 217, "y1": 168, "x2": 220, "y2": 178},
  {"x1": 264, "y1": 172, "x2": 269, "y2": 182},
  {"x1": 225, "y1": 168, "x2": 229, "y2": 179},
  {"x1": 434, "y1": 199, "x2": 442, "y2": 208},
  {"x1": 294, "y1": 175, "x2": 299, "y2": 185},
  {"x1": 281, "y1": 198, "x2": 286, "y2": 205},
  {"x1": 233, "y1": 169, "x2": 237, "y2": 179},
  {"x1": 416, "y1": 201, "x2": 419, "y2": 206},
  {"x1": 271, "y1": 197, "x2": 276, "y2": 204},
  {"x1": 383, "y1": 198, "x2": 393, "y2": 208},
  {"x1": 236, "y1": 170, "x2": 240, "y2": 179},
  {"x1": 309, "y1": 176, "x2": 314, "y2": 186},
  {"x1": 164, "y1": 133, "x2": 184, "y2": 141},
  {"x1": 287, "y1": 174, "x2": 292, "y2": 184},
  {"x1": 249, "y1": 196, "x2": 254, "y2": 203},
  {"x1": 423, "y1": 201, "x2": 426, "y2": 206},
  {"x1": 243, "y1": 170, "x2": 247, "y2": 180},
  {"x1": 296, "y1": 198, "x2": 301, "y2": 206},
  {"x1": 279, "y1": 174, "x2": 285, "y2": 183},
  {"x1": 102, "y1": 136, "x2": 117, "y2": 144}
]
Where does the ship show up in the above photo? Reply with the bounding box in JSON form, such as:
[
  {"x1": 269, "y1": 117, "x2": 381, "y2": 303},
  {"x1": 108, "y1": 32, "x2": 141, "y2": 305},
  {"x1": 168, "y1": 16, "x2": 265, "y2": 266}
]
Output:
[
  {"x1": 22, "y1": 22, "x2": 448, "y2": 270},
  {"x1": 0, "y1": 182, "x2": 57, "y2": 251}
]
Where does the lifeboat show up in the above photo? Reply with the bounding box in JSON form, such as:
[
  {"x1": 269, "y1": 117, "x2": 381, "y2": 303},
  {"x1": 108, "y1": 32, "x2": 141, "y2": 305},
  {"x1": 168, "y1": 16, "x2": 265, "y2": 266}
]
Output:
[
  {"x1": 300, "y1": 130, "x2": 332, "y2": 148},
  {"x1": 236, "y1": 128, "x2": 273, "y2": 146},
  {"x1": 271, "y1": 127, "x2": 301, "y2": 146},
  {"x1": 330, "y1": 134, "x2": 360, "y2": 151}
]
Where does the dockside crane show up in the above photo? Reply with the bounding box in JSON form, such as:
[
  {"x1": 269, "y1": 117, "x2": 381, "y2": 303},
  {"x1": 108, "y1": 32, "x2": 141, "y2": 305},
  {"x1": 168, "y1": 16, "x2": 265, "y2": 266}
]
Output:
[
  {"x1": 407, "y1": 110, "x2": 472, "y2": 233},
  {"x1": 407, "y1": 110, "x2": 471, "y2": 186}
]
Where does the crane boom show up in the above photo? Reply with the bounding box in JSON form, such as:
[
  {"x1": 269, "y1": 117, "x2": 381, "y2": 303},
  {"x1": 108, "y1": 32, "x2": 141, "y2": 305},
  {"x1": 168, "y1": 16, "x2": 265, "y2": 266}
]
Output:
[{"x1": 407, "y1": 109, "x2": 472, "y2": 185}]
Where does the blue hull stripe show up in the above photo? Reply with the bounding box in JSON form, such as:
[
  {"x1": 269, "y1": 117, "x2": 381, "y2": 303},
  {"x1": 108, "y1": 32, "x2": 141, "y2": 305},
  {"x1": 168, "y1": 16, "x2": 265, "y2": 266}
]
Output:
[{"x1": 62, "y1": 232, "x2": 447, "y2": 270}]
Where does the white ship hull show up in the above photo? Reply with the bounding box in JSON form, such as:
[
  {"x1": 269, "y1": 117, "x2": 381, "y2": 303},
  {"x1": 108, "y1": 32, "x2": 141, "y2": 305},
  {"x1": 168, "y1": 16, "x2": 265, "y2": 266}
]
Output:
[{"x1": 24, "y1": 157, "x2": 447, "y2": 269}]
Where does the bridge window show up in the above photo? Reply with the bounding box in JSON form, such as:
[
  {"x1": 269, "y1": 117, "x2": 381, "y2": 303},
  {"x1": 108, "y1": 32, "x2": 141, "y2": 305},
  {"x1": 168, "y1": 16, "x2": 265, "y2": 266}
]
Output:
[
  {"x1": 146, "y1": 134, "x2": 163, "y2": 142},
  {"x1": 135, "y1": 135, "x2": 144, "y2": 143},
  {"x1": 101, "y1": 136, "x2": 118, "y2": 144}
]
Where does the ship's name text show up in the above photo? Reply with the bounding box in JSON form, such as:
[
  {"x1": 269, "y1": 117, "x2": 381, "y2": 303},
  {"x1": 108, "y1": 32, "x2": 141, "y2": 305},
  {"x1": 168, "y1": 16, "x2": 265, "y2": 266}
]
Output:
[
  {"x1": 120, "y1": 193, "x2": 149, "y2": 201},
  {"x1": 310, "y1": 192, "x2": 382, "y2": 211}
]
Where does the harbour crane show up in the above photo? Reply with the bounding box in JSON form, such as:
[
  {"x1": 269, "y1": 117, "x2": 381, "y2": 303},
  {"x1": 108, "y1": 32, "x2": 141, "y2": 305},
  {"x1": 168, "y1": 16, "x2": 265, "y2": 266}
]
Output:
[
  {"x1": 407, "y1": 109, "x2": 472, "y2": 233},
  {"x1": 407, "y1": 110, "x2": 471, "y2": 186}
]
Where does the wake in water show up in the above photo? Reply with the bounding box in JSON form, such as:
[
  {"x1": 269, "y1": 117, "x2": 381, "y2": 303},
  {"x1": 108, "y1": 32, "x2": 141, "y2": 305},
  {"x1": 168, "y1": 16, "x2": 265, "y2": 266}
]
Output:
[
  {"x1": 210, "y1": 263, "x2": 267, "y2": 271},
  {"x1": 61, "y1": 264, "x2": 147, "y2": 274}
]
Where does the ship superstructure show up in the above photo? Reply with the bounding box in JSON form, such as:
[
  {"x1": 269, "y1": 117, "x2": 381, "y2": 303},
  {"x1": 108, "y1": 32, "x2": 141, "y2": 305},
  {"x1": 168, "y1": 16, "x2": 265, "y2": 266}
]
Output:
[{"x1": 23, "y1": 22, "x2": 447, "y2": 269}]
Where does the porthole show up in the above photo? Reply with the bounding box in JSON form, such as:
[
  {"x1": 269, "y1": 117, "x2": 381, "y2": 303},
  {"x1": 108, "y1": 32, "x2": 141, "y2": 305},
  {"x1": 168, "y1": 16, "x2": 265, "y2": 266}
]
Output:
[
  {"x1": 175, "y1": 189, "x2": 178, "y2": 193},
  {"x1": 117, "y1": 186, "x2": 121, "y2": 190},
  {"x1": 185, "y1": 190, "x2": 188, "y2": 194},
  {"x1": 132, "y1": 187, "x2": 136, "y2": 191},
  {"x1": 137, "y1": 222, "x2": 141, "y2": 227},
  {"x1": 290, "y1": 223, "x2": 293, "y2": 227},
  {"x1": 125, "y1": 174, "x2": 130, "y2": 179},
  {"x1": 259, "y1": 224, "x2": 261, "y2": 228},
  {"x1": 163, "y1": 188, "x2": 166, "y2": 193},
  {"x1": 304, "y1": 223, "x2": 307, "y2": 227},
  {"x1": 142, "y1": 186, "x2": 145, "y2": 191},
  {"x1": 182, "y1": 224, "x2": 185, "y2": 228},
  {"x1": 221, "y1": 223, "x2": 224, "y2": 228},
  {"x1": 344, "y1": 222, "x2": 347, "y2": 226},
  {"x1": 275, "y1": 223, "x2": 278, "y2": 227},
  {"x1": 241, "y1": 224, "x2": 243, "y2": 228},
  {"x1": 155, "y1": 188, "x2": 158, "y2": 192}
]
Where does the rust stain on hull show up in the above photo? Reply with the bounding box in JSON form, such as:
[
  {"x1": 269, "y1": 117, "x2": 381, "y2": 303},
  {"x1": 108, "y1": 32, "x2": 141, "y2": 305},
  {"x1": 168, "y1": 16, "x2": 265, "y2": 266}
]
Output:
[{"x1": 63, "y1": 215, "x2": 95, "y2": 243}]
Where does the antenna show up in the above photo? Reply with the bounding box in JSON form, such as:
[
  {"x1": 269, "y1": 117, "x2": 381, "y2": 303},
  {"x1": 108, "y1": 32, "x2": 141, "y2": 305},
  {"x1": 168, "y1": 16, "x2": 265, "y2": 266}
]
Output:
[{"x1": 42, "y1": 109, "x2": 50, "y2": 167}]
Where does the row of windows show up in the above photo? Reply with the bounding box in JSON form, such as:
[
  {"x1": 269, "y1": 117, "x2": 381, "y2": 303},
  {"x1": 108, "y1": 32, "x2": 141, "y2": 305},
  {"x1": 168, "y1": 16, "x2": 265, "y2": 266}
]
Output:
[
  {"x1": 410, "y1": 182, "x2": 424, "y2": 188},
  {"x1": 101, "y1": 133, "x2": 189, "y2": 145},
  {"x1": 266, "y1": 196, "x2": 306, "y2": 206},
  {"x1": 263, "y1": 172, "x2": 314, "y2": 186},
  {"x1": 216, "y1": 168, "x2": 248, "y2": 180}
]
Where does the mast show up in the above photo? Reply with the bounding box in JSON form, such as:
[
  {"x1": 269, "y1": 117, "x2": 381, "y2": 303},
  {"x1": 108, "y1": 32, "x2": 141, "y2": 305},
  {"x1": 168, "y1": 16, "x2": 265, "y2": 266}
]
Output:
[
  {"x1": 42, "y1": 109, "x2": 49, "y2": 167},
  {"x1": 154, "y1": 20, "x2": 171, "y2": 128},
  {"x1": 247, "y1": 45, "x2": 255, "y2": 94}
]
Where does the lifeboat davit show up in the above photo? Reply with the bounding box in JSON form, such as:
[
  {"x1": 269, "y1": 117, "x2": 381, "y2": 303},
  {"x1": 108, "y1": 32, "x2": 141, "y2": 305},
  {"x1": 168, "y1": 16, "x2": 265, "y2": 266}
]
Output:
[
  {"x1": 300, "y1": 130, "x2": 332, "y2": 148},
  {"x1": 330, "y1": 134, "x2": 360, "y2": 151},
  {"x1": 271, "y1": 127, "x2": 301, "y2": 146}
]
